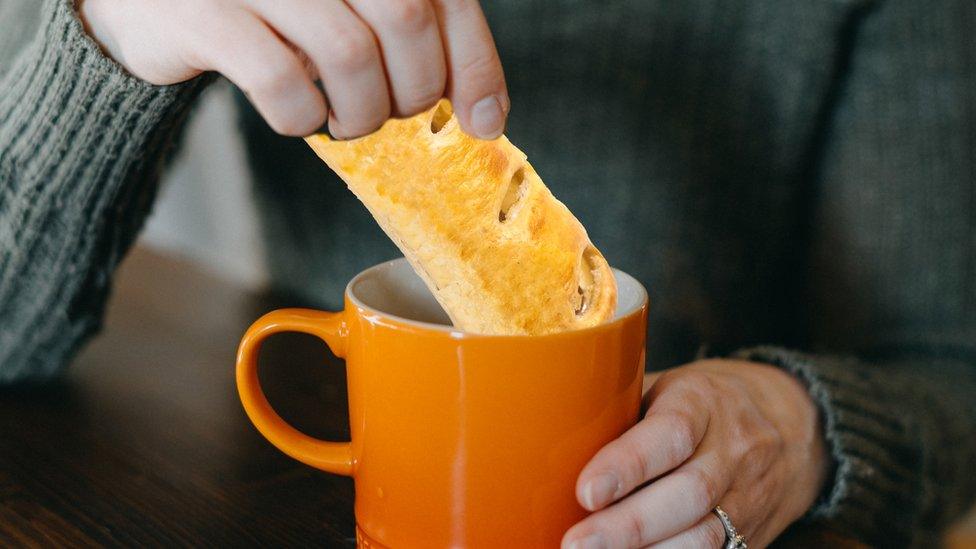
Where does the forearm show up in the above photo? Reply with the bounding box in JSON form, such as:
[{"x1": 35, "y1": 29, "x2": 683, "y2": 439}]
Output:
[
  {"x1": 735, "y1": 346, "x2": 976, "y2": 547},
  {"x1": 0, "y1": 0, "x2": 209, "y2": 382}
]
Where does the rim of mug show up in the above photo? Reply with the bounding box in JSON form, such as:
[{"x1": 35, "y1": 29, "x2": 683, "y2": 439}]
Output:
[{"x1": 344, "y1": 257, "x2": 648, "y2": 338}]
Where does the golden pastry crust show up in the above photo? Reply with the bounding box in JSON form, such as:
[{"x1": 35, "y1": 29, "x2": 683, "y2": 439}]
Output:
[{"x1": 305, "y1": 100, "x2": 617, "y2": 335}]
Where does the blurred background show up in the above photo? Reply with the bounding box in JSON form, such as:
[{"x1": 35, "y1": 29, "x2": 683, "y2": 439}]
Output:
[{"x1": 141, "y1": 80, "x2": 269, "y2": 292}]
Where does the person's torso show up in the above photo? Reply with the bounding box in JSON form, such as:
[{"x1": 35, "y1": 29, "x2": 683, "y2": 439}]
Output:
[{"x1": 242, "y1": 0, "x2": 890, "y2": 369}]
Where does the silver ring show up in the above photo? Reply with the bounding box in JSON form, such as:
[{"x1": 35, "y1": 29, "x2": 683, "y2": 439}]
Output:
[{"x1": 713, "y1": 506, "x2": 747, "y2": 549}]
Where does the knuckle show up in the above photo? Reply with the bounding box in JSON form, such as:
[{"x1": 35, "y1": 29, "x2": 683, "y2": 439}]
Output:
[
  {"x1": 381, "y1": 0, "x2": 435, "y2": 32},
  {"x1": 728, "y1": 418, "x2": 752, "y2": 458},
  {"x1": 623, "y1": 510, "x2": 648, "y2": 547},
  {"x1": 657, "y1": 369, "x2": 680, "y2": 384},
  {"x1": 666, "y1": 412, "x2": 698, "y2": 463},
  {"x1": 682, "y1": 468, "x2": 719, "y2": 516},
  {"x1": 745, "y1": 426, "x2": 783, "y2": 473},
  {"x1": 334, "y1": 114, "x2": 387, "y2": 139},
  {"x1": 681, "y1": 370, "x2": 719, "y2": 395},
  {"x1": 258, "y1": 94, "x2": 327, "y2": 137},
  {"x1": 267, "y1": 104, "x2": 326, "y2": 137},
  {"x1": 456, "y1": 51, "x2": 501, "y2": 85},
  {"x1": 396, "y1": 81, "x2": 445, "y2": 116},
  {"x1": 302, "y1": 108, "x2": 329, "y2": 136},
  {"x1": 244, "y1": 62, "x2": 303, "y2": 98},
  {"x1": 766, "y1": 425, "x2": 785, "y2": 455},
  {"x1": 752, "y1": 419, "x2": 782, "y2": 453},
  {"x1": 327, "y1": 28, "x2": 377, "y2": 71},
  {"x1": 270, "y1": 119, "x2": 310, "y2": 137},
  {"x1": 730, "y1": 413, "x2": 781, "y2": 465},
  {"x1": 648, "y1": 369, "x2": 679, "y2": 397},
  {"x1": 618, "y1": 439, "x2": 651, "y2": 484}
]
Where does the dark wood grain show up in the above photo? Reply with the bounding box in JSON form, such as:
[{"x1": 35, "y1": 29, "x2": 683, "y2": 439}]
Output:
[
  {"x1": 0, "y1": 247, "x2": 970, "y2": 547},
  {"x1": 0, "y1": 248, "x2": 355, "y2": 547}
]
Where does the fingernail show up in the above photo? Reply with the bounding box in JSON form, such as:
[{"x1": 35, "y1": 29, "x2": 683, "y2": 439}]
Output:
[
  {"x1": 565, "y1": 533, "x2": 606, "y2": 549},
  {"x1": 470, "y1": 95, "x2": 505, "y2": 139},
  {"x1": 582, "y1": 473, "x2": 619, "y2": 510}
]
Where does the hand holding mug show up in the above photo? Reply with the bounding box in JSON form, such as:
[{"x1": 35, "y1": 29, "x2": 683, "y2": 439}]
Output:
[
  {"x1": 564, "y1": 360, "x2": 830, "y2": 549},
  {"x1": 237, "y1": 259, "x2": 649, "y2": 547},
  {"x1": 79, "y1": 0, "x2": 509, "y2": 139}
]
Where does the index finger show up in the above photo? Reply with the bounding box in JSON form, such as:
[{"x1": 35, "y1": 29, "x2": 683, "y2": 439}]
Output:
[
  {"x1": 575, "y1": 378, "x2": 710, "y2": 512},
  {"x1": 431, "y1": 0, "x2": 509, "y2": 139}
]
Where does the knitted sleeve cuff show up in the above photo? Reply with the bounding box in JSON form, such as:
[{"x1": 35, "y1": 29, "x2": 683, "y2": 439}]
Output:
[
  {"x1": 730, "y1": 346, "x2": 920, "y2": 547},
  {"x1": 0, "y1": 0, "x2": 210, "y2": 382},
  {"x1": 0, "y1": 0, "x2": 208, "y2": 159}
]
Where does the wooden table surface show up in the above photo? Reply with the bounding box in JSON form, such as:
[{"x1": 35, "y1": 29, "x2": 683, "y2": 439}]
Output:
[{"x1": 1, "y1": 247, "x2": 972, "y2": 548}]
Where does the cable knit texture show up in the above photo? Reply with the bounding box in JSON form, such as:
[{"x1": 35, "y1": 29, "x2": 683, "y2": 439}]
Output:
[
  {"x1": 0, "y1": 0, "x2": 974, "y2": 546},
  {"x1": 0, "y1": 0, "x2": 208, "y2": 381},
  {"x1": 733, "y1": 347, "x2": 976, "y2": 546}
]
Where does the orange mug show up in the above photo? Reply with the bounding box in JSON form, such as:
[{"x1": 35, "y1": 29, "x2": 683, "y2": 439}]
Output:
[{"x1": 236, "y1": 258, "x2": 648, "y2": 548}]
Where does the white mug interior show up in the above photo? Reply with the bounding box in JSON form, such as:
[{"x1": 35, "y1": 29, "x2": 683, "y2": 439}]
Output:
[{"x1": 347, "y1": 258, "x2": 647, "y2": 335}]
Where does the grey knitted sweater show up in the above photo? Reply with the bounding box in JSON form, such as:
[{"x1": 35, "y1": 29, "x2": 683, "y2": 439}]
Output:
[{"x1": 1, "y1": 0, "x2": 974, "y2": 546}]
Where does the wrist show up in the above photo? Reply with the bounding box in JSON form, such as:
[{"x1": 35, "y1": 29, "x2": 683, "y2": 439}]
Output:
[
  {"x1": 737, "y1": 359, "x2": 832, "y2": 518},
  {"x1": 77, "y1": 0, "x2": 121, "y2": 61}
]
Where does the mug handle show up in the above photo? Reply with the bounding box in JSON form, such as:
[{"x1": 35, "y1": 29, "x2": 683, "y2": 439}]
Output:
[{"x1": 236, "y1": 308, "x2": 354, "y2": 476}]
